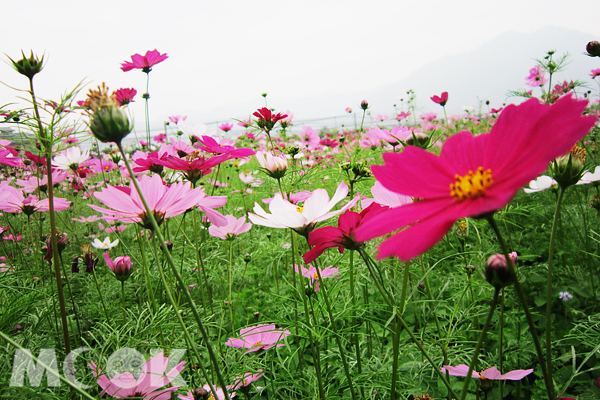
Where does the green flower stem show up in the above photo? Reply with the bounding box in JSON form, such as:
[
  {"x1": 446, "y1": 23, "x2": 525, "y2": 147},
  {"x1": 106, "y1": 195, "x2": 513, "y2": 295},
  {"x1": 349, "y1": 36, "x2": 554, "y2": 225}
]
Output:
[
  {"x1": 357, "y1": 248, "x2": 458, "y2": 400},
  {"x1": 28, "y1": 75, "x2": 71, "y2": 358},
  {"x1": 290, "y1": 230, "x2": 325, "y2": 399},
  {"x1": 144, "y1": 72, "x2": 151, "y2": 145},
  {"x1": 121, "y1": 281, "x2": 126, "y2": 316},
  {"x1": 117, "y1": 143, "x2": 231, "y2": 400},
  {"x1": 135, "y1": 225, "x2": 159, "y2": 315},
  {"x1": 499, "y1": 288, "x2": 505, "y2": 399},
  {"x1": 487, "y1": 216, "x2": 554, "y2": 400},
  {"x1": 544, "y1": 185, "x2": 565, "y2": 392},
  {"x1": 459, "y1": 288, "x2": 500, "y2": 400},
  {"x1": 91, "y1": 266, "x2": 111, "y2": 324},
  {"x1": 391, "y1": 261, "x2": 411, "y2": 400},
  {"x1": 348, "y1": 250, "x2": 364, "y2": 398},
  {"x1": 313, "y1": 260, "x2": 359, "y2": 400},
  {"x1": 191, "y1": 204, "x2": 211, "y2": 313}
]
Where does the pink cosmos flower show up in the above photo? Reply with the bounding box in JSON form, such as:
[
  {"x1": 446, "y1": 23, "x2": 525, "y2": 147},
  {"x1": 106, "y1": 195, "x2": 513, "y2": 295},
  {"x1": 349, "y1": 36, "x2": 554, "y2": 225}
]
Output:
[
  {"x1": 195, "y1": 135, "x2": 255, "y2": 159},
  {"x1": 169, "y1": 115, "x2": 187, "y2": 123},
  {"x1": 208, "y1": 215, "x2": 252, "y2": 240},
  {"x1": 153, "y1": 133, "x2": 167, "y2": 144},
  {"x1": 298, "y1": 126, "x2": 320, "y2": 149},
  {"x1": 396, "y1": 111, "x2": 411, "y2": 121},
  {"x1": 237, "y1": 119, "x2": 252, "y2": 128},
  {"x1": 178, "y1": 385, "x2": 234, "y2": 400},
  {"x1": 121, "y1": 49, "x2": 168, "y2": 72},
  {"x1": 303, "y1": 203, "x2": 386, "y2": 264},
  {"x1": 345, "y1": 107, "x2": 352, "y2": 113},
  {"x1": 219, "y1": 122, "x2": 234, "y2": 132},
  {"x1": 590, "y1": 68, "x2": 600, "y2": 78},
  {"x1": 376, "y1": 114, "x2": 389, "y2": 121},
  {"x1": 355, "y1": 95, "x2": 597, "y2": 261},
  {"x1": 89, "y1": 352, "x2": 185, "y2": 399},
  {"x1": 256, "y1": 151, "x2": 287, "y2": 179},
  {"x1": 248, "y1": 182, "x2": 360, "y2": 236},
  {"x1": 431, "y1": 91, "x2": 449, "y2": 106},
  {"x1": 114, "y1": 88, "x2": 137, "y2": 106},
  {"x1": 228, "y1": 370, "x2": 264, "y2": 390},
  {"x1": 0, "y1": 186, "x2": 71, "y2": 215},
  {"x1": 441, "y1": 364, "x2": 533, "y2": 380},
  {"x1": 525, "y1": 65, "x2": 549, "y2": 87},
  {"x1": 226, "y1": 324, "x2": 291, "y2": 354},
  {"x1": 88, "y1": 174, "x2": 206, "y2": 230},
  {"x1": 16, "y1": 170, "x2": 69, "y2": 193},
  {"x1": 155, "y1": 153, "x2": 227, "y2": 185},
  {"x1": 294, "y1": 264, "x2": 340, "y2": 291}
]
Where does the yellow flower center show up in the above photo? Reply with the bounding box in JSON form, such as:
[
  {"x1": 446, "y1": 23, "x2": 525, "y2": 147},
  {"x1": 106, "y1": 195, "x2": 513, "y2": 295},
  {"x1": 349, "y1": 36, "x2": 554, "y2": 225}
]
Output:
[
  {"x1": 252, "y1": 341, "x2": 263, "y2": 348},
  {"x1": 313, "y1": 272, "x2": 319, "y2": 280},
  {"x1": 450, "y1": 167, "x2": 493, "y2": 201},
  {"x1": 296, "y1": 205, "x2": 304, "y2": 213}
]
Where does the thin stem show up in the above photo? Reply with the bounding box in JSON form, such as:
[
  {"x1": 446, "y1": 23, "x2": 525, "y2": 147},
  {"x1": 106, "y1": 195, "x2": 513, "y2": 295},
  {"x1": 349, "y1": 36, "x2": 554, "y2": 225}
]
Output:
[
  {"x1": 545, "y1": 185, "x2": 565, "y2": 392},
  {"x1": 459, "y1": 288, "x2": 500, "y2": 400},
  {"x1": 487, "y1": 216, "x2": 554, "y2": 400},
  {"x1": 117, "y1": 143, "x2": 231, "y2": 400}
]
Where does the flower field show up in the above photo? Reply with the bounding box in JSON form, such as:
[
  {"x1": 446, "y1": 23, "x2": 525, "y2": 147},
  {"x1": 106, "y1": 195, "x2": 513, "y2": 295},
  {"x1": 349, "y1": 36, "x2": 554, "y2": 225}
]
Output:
[{"x1": 2, "y1": 46, "x2": 600, "y2": 400}]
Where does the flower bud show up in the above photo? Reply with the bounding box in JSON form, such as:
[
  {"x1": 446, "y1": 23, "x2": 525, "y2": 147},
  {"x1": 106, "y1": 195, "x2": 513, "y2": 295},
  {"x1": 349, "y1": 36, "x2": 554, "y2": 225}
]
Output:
[
  {"x1": 465, "y1": 264, "x2": 476, "y2": 275},
  {"x1": 90, "y1": 106, "x2": 133, "y2": 144},
  {"x1": 551, "y1": 146, "x2": 586, "y2": 188},
  {"x1": 586, "y1": 41, "x2": 600, "y2": 57},
  {"x1": 360, "y1": 100, "x2": 369, "y2": 110},
  {"x1": 243, "y1": 254, "x2": 252, "y2": 263},
  {"x1": 9, "y1": 51, "x2": 44, "y2": 79},
  {"x1": 256, "y1": 151, "x2": 287, "y2": 179},
  {"x1": 404, "y1": 132, "x2": 431, "y2": 148},
  {"x1": 485, "y1": 253, "x2": 517, "y2": 288},
  {"x1": 190, "y1": 387, "x2": 210, "y2": 400},
  {"x1": 104, "y1": 253, "x2": 132, "y2": 282}
]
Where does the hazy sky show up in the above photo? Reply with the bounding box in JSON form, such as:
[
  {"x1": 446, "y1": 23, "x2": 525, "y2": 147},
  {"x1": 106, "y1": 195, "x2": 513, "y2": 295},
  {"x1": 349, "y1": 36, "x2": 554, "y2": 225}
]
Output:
[{"x1": 2, "y1": 0, "x2": 600, "y2": 135}]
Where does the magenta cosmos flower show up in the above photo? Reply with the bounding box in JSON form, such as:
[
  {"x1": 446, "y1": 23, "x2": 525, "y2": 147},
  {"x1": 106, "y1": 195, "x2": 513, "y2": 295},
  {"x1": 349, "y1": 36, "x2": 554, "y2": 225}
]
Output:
[
  {"x1": 355, "y1": 96, "x2": 596, "y2": 261},
  {"x1": 88, "y1": 174, "x2": 205, "y2": 230},
  {"x1": 226, "y1": 324, "x2": 291, "y2": 354},
  {"x1": 441, "y1": 364, "x2": 533, "y2": 380},
  {"x1": 90, "y1": 352, "x2": 185, "y2": 400},
  {"x1": 431, "y1": 91, "x2": 449, "y2": 106},
  {"x1": 121, "y1": 49, "x2": 168, "y2": 72}
]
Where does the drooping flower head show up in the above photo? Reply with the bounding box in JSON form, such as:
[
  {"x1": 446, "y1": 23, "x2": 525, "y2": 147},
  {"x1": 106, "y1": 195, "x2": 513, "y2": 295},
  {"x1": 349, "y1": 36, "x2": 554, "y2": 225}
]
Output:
[
  {"x1": 121, "y1": 49, "x2": 168, "y2": 73},
  {"x1": 355, "y1": 95, "x2": 597, "y2": 261}
]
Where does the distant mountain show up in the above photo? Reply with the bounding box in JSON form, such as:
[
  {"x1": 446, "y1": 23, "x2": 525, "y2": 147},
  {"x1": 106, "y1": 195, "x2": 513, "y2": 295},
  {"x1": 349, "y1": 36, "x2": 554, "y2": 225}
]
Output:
[
  {"x1": 259, "y1": 26, "x2": 600, "y2": 129},
  {"x1": 165, "y1": 26, "x2": 600, "y2": 133}
]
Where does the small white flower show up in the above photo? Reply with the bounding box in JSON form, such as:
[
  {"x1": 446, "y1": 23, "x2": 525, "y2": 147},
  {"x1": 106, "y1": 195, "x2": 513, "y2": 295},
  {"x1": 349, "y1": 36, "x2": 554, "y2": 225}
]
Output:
[
  {"x1": 91, "y1": 237, "x2": 119, "y2": 250},
  {"x1": 52, "y1": 147, "x2": 90, "y2": 171}
]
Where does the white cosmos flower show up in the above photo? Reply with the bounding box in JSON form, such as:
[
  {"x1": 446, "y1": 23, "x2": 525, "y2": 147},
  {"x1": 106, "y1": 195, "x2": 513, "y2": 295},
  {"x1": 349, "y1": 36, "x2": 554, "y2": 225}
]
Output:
[
  {"x1": 577, "y1": 166, "x2": 600, "y2": 185},
  {"x1": 91, "y1": 237, "x2": 119, "y2": 250},
  {"x1": 248, "y1": 182, "x2": 359, "y2": 236},
  {"x1": 524, "y1": 176, "x2": 557, "y2": 193},
  {"x1": 52, "y1": 147, "x2": 90, "y2": 171}
]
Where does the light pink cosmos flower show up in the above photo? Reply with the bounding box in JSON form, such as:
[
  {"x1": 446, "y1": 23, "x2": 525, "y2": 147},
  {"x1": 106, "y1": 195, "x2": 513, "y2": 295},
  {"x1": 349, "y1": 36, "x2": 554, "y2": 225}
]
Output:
[
  {"x1": 121, "y1": 49, "x2": 168, "y2": 72},
  {"x1": 0, "y1": 186, "x2": 70, "y2": 215},
  {"x1": 591, "y1": 68, "x2": 600, "y2": 78},
  {"x1": 248, "y1": 182, "x2": 359, "y2": 236},
  {"x1": 88, "y1": 174, "x2": 205, "y2": 230},
  {"x1": 298, "y1": 126, "x2": 320, "y2": 149},
  {"x1": 208, "y1": 215, "x2": 252, "y2": 240},
  {"x1": 294, "y1": 264, "x2": 339, "y2": 291},
  {"x1": 362, "y1": 181, "x2": 413, "y2": 209},
  {"x1": 226, "y1": 324, "x2": 291, "y2": 354},
  {"x1": 169, "y1": 115, "x2": 187, "y2": 123},
  {"x1": 16, "y1": 170, "x2": 69, "y2": 193},
  {"x1": 525, "y1": 65, "x2": 549, "y2": 87},
  {"x1": 441, "y1": 364, "x2": 533, "y2": 380},
  {"x1": 89, "y1": 352, "x2": 184, "y2": 399},
  {"x1": 256, "y1": 151, "x2": 287, "y2": 179},
  {"x1": 228, "y1": 370, "x2": 264, "y2": 390},
  {"x1": 219, "y1": 122, "x2": 234, "y2": 132}
]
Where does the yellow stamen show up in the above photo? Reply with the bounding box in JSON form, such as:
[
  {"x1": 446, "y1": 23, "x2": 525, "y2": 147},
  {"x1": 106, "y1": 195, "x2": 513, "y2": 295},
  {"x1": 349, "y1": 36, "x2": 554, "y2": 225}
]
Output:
[
  {"x1": 450, "y1": 167, "x2": 493, "y2": 201},
  {"x1": 296, "y1": 205, "x2": 304, "y2": 213}
]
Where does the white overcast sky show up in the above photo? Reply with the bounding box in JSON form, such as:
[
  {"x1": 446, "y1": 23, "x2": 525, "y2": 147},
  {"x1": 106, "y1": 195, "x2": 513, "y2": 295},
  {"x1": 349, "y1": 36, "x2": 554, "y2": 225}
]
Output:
[{"x1": 2, "y1": 0, "x2": 600, "y2": 133}]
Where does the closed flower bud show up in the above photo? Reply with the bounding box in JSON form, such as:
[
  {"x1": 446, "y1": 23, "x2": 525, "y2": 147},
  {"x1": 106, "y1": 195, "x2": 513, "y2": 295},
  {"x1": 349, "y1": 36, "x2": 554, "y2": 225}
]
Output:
[
  {"x1": 360, "y1": 100, "x2": 369, "y2": 110},
  {"x1": 90, "y1": 105, "x2": 133, "y2": 144},
  {"x1": 9, "y1": 51, "x2": 44, "y2": 79},
  {"x1": 190, "y1": 387, "x2": 209, "y2": 400},
  {"x1": 551, "y1": 146, "x2": 587, "y2": 188},
  {"x1": 104, "y1": 253, "x2": 132, "y2": 282},
  {"x1": 586, "y1": 41, "x2": 600, "y2": 57},
  {"x1": 256, "y1": 151, "x2": 287, "y2": 179},
  {"x1": 485, "y1": 253, "x2": 517, "y2": 288},
  {"x1": 243, "y1": 253, "x2": 252, "y2": 263}
]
